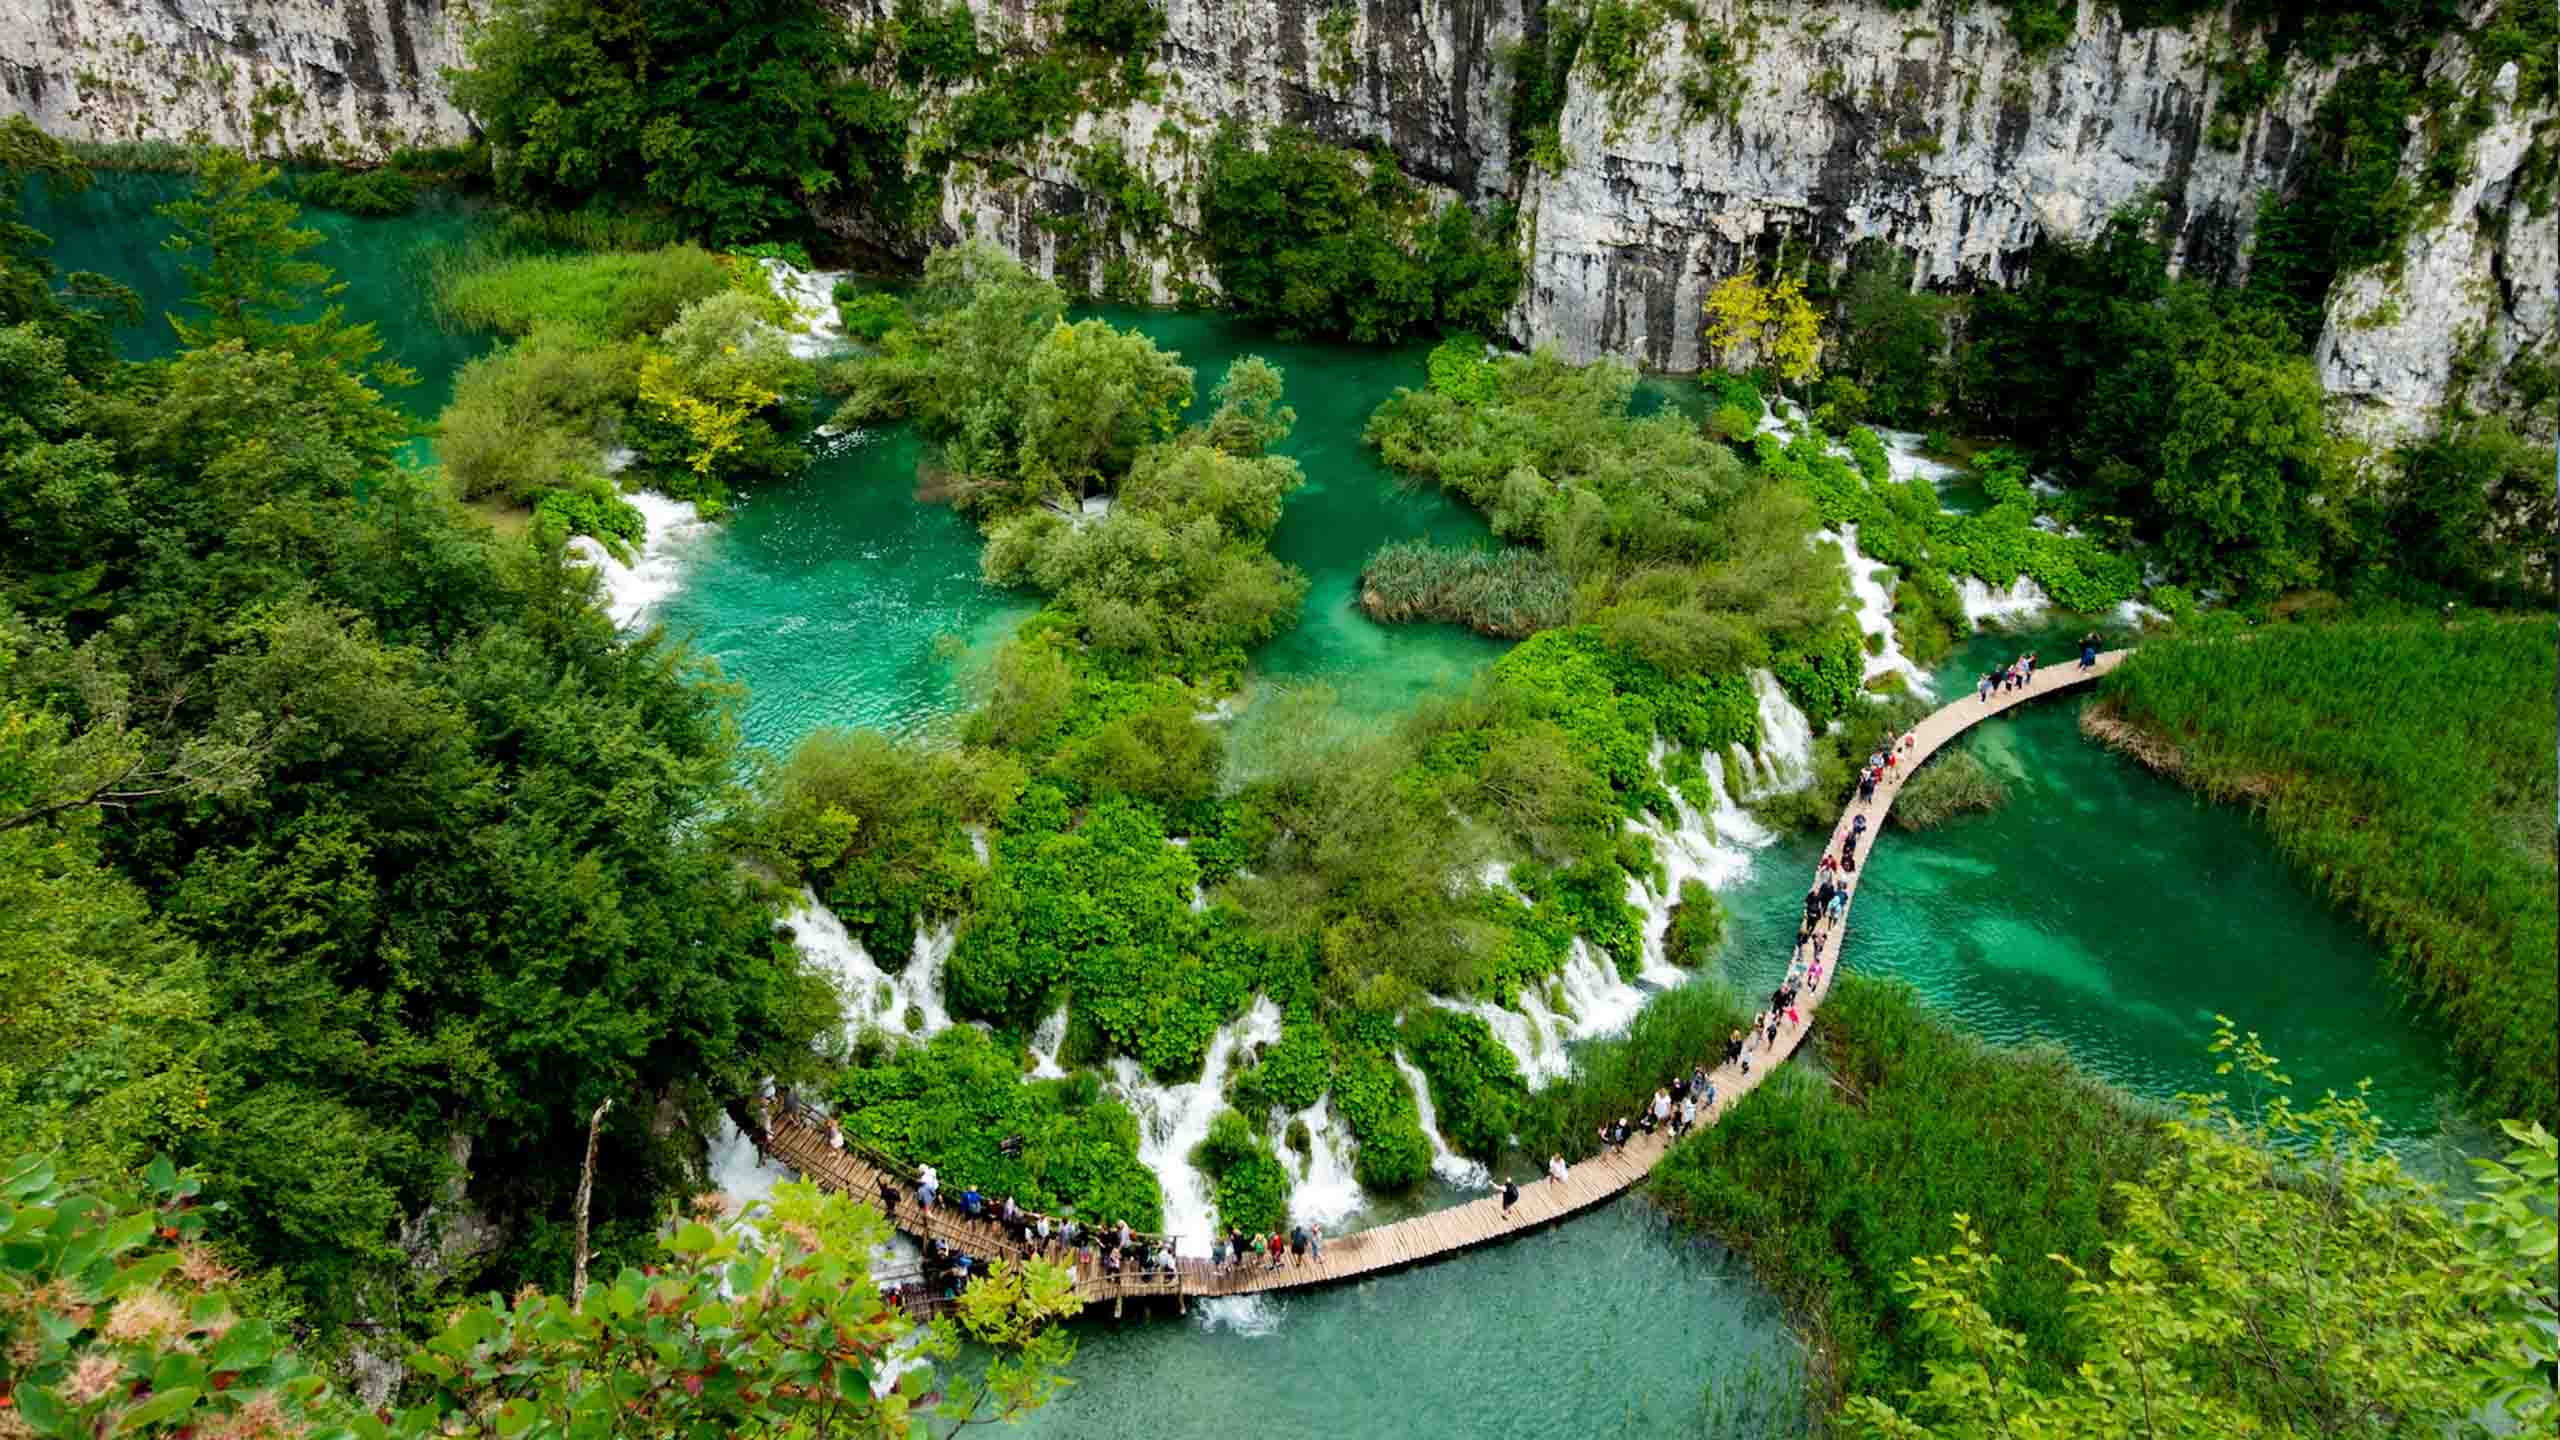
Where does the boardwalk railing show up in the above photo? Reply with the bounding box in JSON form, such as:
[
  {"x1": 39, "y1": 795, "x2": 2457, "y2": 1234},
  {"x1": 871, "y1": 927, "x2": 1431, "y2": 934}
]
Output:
[{"x1": 759, "y1": 650, "x2": 2131, "y2": 1309}]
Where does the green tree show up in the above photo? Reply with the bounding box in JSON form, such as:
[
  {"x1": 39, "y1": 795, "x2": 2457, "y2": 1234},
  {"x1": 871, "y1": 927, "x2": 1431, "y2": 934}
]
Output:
[
  {"x1": 157, "y1": 149, "x2": 412, "y2": 385},
  {"x1": 2153, "y1": 296, "x2": 2332, "y2": 592},
  {"x1": 1834, "y1": 241, "x2": 1948, "y2": 426},
  {"x1": 1016, "y1": 319, "x2": 1195, "y2": 504},
  {"x1": 1846, "y1": 1021, "x2": 2558, "y2": 1439}
]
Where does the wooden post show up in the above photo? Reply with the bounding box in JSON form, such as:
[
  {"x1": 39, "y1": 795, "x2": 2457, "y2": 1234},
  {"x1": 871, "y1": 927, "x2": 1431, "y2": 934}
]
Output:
[{"x1": 571, "y1": 1098, "x2": 613, "y2": 1310}]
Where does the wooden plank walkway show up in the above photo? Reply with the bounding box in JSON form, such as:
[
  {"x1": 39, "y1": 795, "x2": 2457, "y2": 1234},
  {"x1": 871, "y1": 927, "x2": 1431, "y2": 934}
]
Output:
[{"x1": 767, "y1": 648, "x2": 2131, "y2": 1311}]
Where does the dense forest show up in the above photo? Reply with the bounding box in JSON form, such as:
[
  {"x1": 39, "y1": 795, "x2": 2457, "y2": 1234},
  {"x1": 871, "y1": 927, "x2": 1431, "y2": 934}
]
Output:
[{"x1": 2, "y1": 0, "x2": 2555, "y2": 1432}]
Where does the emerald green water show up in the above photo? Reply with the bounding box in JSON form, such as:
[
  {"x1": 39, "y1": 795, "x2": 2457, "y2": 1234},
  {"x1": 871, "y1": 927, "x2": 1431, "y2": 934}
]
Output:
[
  {"x1": 19, "y1": 171, "x2": 494, "y2": 438},
  {"x1": 1020, "y1": 1199, "x2": 1807, "y2": 1439},
  {"x1": 1718, "y1": 623, "x2": 2482, "y2": 1168},
  {"x1": 30, "y1": 176, "x2": 2481, "y2": 1428}
]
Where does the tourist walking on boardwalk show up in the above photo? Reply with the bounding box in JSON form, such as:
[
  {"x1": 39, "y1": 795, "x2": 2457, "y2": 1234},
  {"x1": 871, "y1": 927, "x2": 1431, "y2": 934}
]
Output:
[
  {"x1": 1501, "y1": 1175, "x2": 1521, "y2": 1221},
  {"x1": 1311, "y1": 1223, "x2": 1324, "y2": 1260},
  {"x1": 1826, "y1": 887, "x2": 1847, "y2": 929},
  {"x1": 1858, "y1": 767, "x2": 1878, "y2": 806},
  {"x1": 1548, "y1": 1154, "x2": 1569, "y2": 1185},
  {"x1": 1269, "y1": 1228, "x2": 1288, "y2": 1270},
  {"x1": 1679, "y1": 1093, "x2": 1699, "y2": 1136},
  {"x1": 1978, "y1": 670, "x2": 1994, "y2": 704},
  {"x1": 1290, "y1": 1223, "x2": 1310, "y2": 1265},
  {"x1": 916, "y1": 1165, "x2": 939, "y2": 1211},
  {"x1": 1724, "y1": 1029, "x2": 1744, "y2": 1066},
  {"x1": 878, "y1": 1178, "x2": 901, "y2": 1216},
  {"x1": 1652, "y1": 1087, "x2": 1673, "y2": 1132},
  {"x1": 2080, "y1": 632, "x2": 2100, "y2": 669},
  {"x1": 1228, "y1": 1225, "x2": 1247, "y2": 1271}
]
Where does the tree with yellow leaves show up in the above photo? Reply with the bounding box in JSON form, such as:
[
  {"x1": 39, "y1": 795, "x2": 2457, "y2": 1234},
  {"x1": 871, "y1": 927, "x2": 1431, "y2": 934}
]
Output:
[{"x1": 1701, "y1": 272, "x2": 1824, "y2": 389}]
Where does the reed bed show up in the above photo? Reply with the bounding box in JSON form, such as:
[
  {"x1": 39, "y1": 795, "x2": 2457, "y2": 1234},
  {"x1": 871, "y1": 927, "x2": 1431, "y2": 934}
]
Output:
[
  {"x1": 1357, "y1": 540, "x2": 1571, "y2": 639},
  {"x1": 1890, "y1": 746, "x2": 2008, "y2": 829},
  {"x1": 1646, "y1": 976, "x2": 2172, "y2": 1411},
  {"x1": 2102, "y1": 616, "x2": 2558, "y2": 1128}
]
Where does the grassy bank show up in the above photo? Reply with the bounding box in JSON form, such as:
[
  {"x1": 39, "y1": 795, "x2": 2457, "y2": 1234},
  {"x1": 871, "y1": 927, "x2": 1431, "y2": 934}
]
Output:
[
  {"x1": 1357, "y1": 539, "x2": 1571, "y2": 638},
  {"x1": 2100, "y1": 616, "x2": 2559, "y2": 1129},
  {"x1": 1642, "y1": 977, "x2": 2172, "y2": 1409}
]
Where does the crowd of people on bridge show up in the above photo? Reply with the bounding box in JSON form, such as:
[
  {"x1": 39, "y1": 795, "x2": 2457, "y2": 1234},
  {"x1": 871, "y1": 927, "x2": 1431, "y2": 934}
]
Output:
[{"x1": 776, "y1": 643, "x2": 2093, "y2": 1297}]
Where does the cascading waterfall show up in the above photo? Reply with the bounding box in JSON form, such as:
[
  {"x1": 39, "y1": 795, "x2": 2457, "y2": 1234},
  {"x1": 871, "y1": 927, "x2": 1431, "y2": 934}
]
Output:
[
  {"x1": 1873, "y1": 427, "x2": 1966, "y2": 490},
  {"x1": 1624, "y1": 742, "x2": 1781, "y2": 980},
  {"x1": 1958, "y1": 574, "x2": 2053, "y2": 626},
  {"x1": 1825, "y1": 522, "x2": 1935, "y2": 696},
  {"x1": 1109, "y1": 997, "x2": 1284, "y2": 1253},
  {"x1": 781, "y1": 893, "x2": 956, "y2": 1039},
  {"x1": 567, "y1": 490, "x2": 711, "y2": 630},
  {"x1": 1743, "y1": 670, "x2": 1816, "y2": 795},
  {"x1": 1027, "y1": 1007, "x2": 1069, "y2": 1079},
  {"x1": 1393, "y1": 1053, "x2": 1491, "y2": 1190},
  {"x1": 1430, "y1": 996, "x2": 1567, "y2": 1090},
  {"x1": 758, "y1": 258, "x2": 851, "y2": 360},
  {"x1": 709, "y1": 1113, "x2": 788, "y2": 1210},
  {"x1": 1281, "y1": 1102, "x2": 1366, "y2": 1226}
]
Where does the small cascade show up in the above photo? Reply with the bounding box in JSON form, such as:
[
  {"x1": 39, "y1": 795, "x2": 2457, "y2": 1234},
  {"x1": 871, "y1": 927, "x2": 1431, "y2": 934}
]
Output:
[
  {"x1": 1873, "y1": 427, "x2": 1966, "y2": 489},
  {"x1": 1109, "y1": 998, "x2": 1285, "y2": 1253},
  {"x1": 1699, "y1": 752, "x2": 1777, "y2": 852},
  {"x1": 567, "y1": 491, "x2": 711, "y2": 630},
  {"x1": 1551, "y1": 939, "x2": 1652, "y2": 1041},
  {"x1": 1393, "y1": 1052, "x2": 1491, "y2": 1190},
  {"x1": 1744, "y1": 670, "x2": 1816, "y2": 795},
  {"x1": 1430, "y1": 996, "x2": 1567, "y2": 1090},
  {"x1": 1625, "y1": 742, "x2": 1778, "y2": 980},
  {"x1": 1027, "y1": 1007, "x2": 1069, "y2": 1079},
  {"x1": 708, "y1": 1115, "x2": 788, "y2": 1211},
  {"x1": 758, "y1": 258, "x2": 851, "y2": 359},
  {"x1": 1826, "y1": 523, "x2": 1935, "y2": 696},
  {"x1": 1281, "y1": 1102, "x2": 1365, "y2": 1226},
  {"x1": 1958, "y1": 573, "x2": 2053, "y2": 626},
  {"x1": 1191, "y1": 1294, "x2": 1281, "y2": 1336},
  {"x1": 781, "y1": 894, "x2": 955, "y2": 1040}
]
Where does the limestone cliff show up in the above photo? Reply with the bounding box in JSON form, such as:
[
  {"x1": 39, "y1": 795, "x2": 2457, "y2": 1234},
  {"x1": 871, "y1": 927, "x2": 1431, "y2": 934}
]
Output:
[
  {"x1": 1, "y1": 0, "x2": 2547, "y2": 441},
  {"x1": 0, "y1": 0, "x2": 466, "y2": 159}
]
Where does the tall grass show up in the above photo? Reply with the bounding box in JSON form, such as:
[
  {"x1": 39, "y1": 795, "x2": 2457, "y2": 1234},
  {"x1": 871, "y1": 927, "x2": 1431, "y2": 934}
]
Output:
[
  {"x1": 434, "y1": 245, "x2": 732, "y2": 340},
  {"x1": 1646, "y1": 976, "x2": 2172, "y2": 1410},
  {"x1": 1890, "y1": 746, "x2": 2007, "y2": 828},
  {"x1": 1357, "y1": 539, "x2": 1571, "y2": 638},
  {"x1": 2103, "y1": 616, "x2": 2559, "y2": 1128}
]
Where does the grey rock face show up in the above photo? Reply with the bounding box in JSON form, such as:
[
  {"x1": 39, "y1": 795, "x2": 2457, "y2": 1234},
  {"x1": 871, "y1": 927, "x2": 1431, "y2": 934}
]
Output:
[{"x1": 0, "y1": 0, "x2": 468, "y2": 158}]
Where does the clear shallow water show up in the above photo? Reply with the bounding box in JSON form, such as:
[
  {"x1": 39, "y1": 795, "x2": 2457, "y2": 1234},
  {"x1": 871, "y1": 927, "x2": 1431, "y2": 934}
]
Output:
[
  {"x1": 1716, "y1": 623, "x2": 2483, "y2": 1169},
  {"x1": 1018, "y1": 1199, "x2": 1807, "y2": 1440}
]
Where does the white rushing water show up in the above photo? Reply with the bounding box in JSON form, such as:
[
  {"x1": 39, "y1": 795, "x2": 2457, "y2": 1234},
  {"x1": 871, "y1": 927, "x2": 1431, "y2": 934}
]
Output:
[
  {"x1": 567, "y1": 490, "x2": 713, "y2": 630},
  {"x1": 1958, "y1": 573, "x2": 2053, "y2": 626},
  {"x1": 1873, "y1": 427, "x2": 1967, "y2": 490},
  {"x1": 1431, "y1": 995, "x2": 1567, "y2": 1090},
  {"x1": 782, "y1": 893, "x2": 956, "y2": 1039},
  {"x1": 759, "y1": 258, "x2": 851, "y2": 360},
  {"x1": 1027, "y1": 1007, "x2": 1069, "y2": 1079},
  {"x1": 1393, "y1": 1052, "x2": 1491, "y2": 1190},
  {"x1": 1110, "y1": 997, "x2": 1285, "y2": 1253},
  {"x1": 1280, "y1": 1101, "x2": 1367, "y2": 1226},
  {"x1": 1825, "y1": 522, "x2": 1935, "y2": 696},
  {"x1": 1740, "y1": 669, "x2": 1816, "y2": 795}
]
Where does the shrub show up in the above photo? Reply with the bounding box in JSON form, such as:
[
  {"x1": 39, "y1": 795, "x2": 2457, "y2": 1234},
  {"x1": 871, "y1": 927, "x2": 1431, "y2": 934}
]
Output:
[
  {"x1": 1191, "y1": 1107, "x2": 1291, "y2": 1232},
  {"x1": 1663, "y1": 877, "x2": 1725, "y2": 965},
  {"x1": 531, "y1": 480, "x2": 645, "y2": 560},
  {"x1": 295, "y1": 166, "x2": 418, "y2": 215},
  {"x1": 437, "y1": 330, "x2": 642, "y2": 502},
  {"x1": 1402, "y1": 1007, "x2": 1528, "y2": 1160},
  {"x1": 1329, "y1": 1041, "x2": 1431, "y2": 1189},
  {"x1": 836, "y1": 287, "x2": 907, "y2": 341},
  {"x1": 438, "y1": 245, "x2": 734, "y2": 340}
]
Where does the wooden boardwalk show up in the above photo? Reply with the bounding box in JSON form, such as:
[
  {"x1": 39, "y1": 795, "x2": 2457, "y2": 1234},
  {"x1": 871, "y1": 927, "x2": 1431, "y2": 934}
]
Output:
[{"x1": 765, "y1": 648, "x2": 2131, "y2": 1311}]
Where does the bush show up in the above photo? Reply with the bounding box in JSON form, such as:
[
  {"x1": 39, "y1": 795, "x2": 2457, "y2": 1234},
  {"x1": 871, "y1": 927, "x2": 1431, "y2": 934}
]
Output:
[
  {"x1": 437, "y1": 331, "x2": 643, "y2": 503},
  {"x1": 296, "y1": 166, "x2": 418, "y2": 216},
  {"x1": 530, "y1": 480, "x2": 645, "y2": 560},
  {"x1": 1663, "y1": 877, "x2": 1725, "y2": 965},
  {"x1": 1402, "y1": 1008, "x2": 1528, "y2": 1160},
  {"x1": 438, "y1": 245, "x2": 735, "y2": 340},
  {"x1": 1191, "y1": 1107, "x2": 1291, "y2": 1232},
  {"x1": 836, "y1": 287, "x2": 907, "y2": 342},
  {"x1": 1329, "y1": 1041, "x2": 1431, "y2": 1189},
  {"x1": 827, "y1": 1026, "x2": 1163, "y2": 1228},
  {"x1": 1890, "y1": 746, "x2": 2008, "y2": 829}
]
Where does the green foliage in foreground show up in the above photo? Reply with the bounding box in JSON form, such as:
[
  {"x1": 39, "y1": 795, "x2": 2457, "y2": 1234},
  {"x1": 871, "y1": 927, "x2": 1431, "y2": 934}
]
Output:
[
  {"x1": 1402, "y1": 1007, "x2": 1528, "y2": 1161},
  {"x1": 1650, "y1": 977, "x2": 2177, "y2": 1407},
  {"x1": 1192, "y1": 1107, "x2": 1293, "y2": 1232},
  {"x1": 1890, "y1": 747, "x2": 2008, "y2": 830},
  {"x1": 2105, "y1": 618, "x2": 2560, "y2": 1130},
  {"x1": 0, "y1": 1153, "x2": 1080, "y2": 1439},
  {"x1": 0, "y1": 141, "x2": 839, "y2": 1328},
  {"x1": 1844, "y1": 1024, "x2": 2558, "y2": 1439},
  {"x1": 828, "y1": 1026, "x2": 1164, "y2": 1230}
]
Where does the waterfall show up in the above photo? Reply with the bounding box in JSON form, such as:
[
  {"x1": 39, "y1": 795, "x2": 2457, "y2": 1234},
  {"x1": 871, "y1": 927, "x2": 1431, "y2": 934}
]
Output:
[
  {"x1": 1282, "y1": 1102, "x2": 1366, "y2": 1226},
  {"x1": 1873, "y1": 427, "x2": 1966, "y2": 489},
  {"x1": 758, "y1": 258, "x2": 851, "y2": 359},
  {"x1": 709, "y1": 1115, "x2": 788, "y2": 1210},
  {"x1": 1430, "y1": 996, "x2": 1567, "y2": 1090},
  {"x1": 1958, "y1": 573, "x2": 2053, "y2": 626},
  {"x1": 1393, "y1": 1053, "x2": 1491, "y2": 1190},
  {"x1": 1745, "y1": 669, "x2": 1816, "y2": 794},
  {"x1": 1825, "y1": 523, "x2": 1935, "y2": 696},
  {"x1": 1027, "y1": 1007, "x2": 1069, "y2": 1079},
  {"x1": 781, "y1": 893, "x2": 955, "y2": 1040},
  {"x1": 566, "y1": 490, "x2": 711, "y2": 630},
  {"x1": 1108, "y1": 997, "x2": 1285, "y2": 1252},
  {"x1": 1550, "y1": 939, "x2": 1653, "y2": 1041}
]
